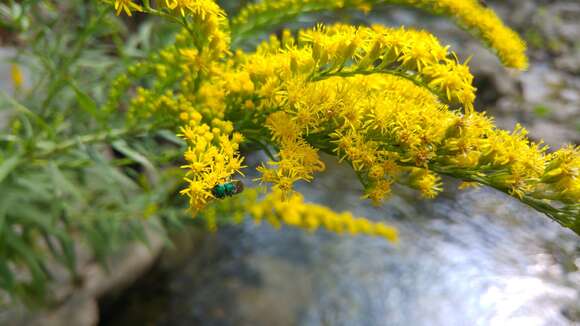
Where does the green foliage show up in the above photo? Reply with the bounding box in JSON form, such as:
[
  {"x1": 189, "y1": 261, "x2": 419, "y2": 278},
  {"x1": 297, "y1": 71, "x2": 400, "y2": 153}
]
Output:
[{"x1": 0, "y1": 0, "x2": 189, "y2": 305}]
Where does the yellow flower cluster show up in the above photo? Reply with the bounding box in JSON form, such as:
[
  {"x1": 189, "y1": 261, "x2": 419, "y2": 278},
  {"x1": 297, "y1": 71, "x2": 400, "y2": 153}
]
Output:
[
  {"x1": 10, "y1": 63, "x2": 23, "y2": 90},
  {"x1": 543, "y1": 145, "x2": 580, "y2": 204},
  {"x1": 260, "y1": 70, "x2": 578, "y2": 211},
  {"x1": 256, "y1": 73, "x2": 452, "y2": 200},
  {"x1": 178, "y1": 117, "x2": 245, "y2": 213},
  {"x1": 108, "y1": 0, "x2": 578, "y2": 235},
  {"x1": 198, "y1": 188, "x2": 398, "y2": 242},
  {"x1": 303, "y1": 24, "x2": 476, "y2": 111},
  {"x1": 247, "y1": 189, "x2": 398, "y2": 242},
  {"x1": 113, "y1": 0, "x2": 142, "y2": 16},
  {"x1": 227, "y1": 22, "x2": 577, "y2": 216},
  {"x1": 231, "y1": 0, "x2": 527, "y2": 69},
  {"x1": 397, "y1": 0, "x2": 529, "y2": 69},
  {"x1": 257, "y1": 112, "x2": 325, "y2": 193},
  {"x1": 167, "y1": 0, "x2": 231, "y2": 58},
  {"x1": 161, "y1": 0, "x2": 223, "y2": 18},
  {"x1": 234, "y1": 24, "x2": 476, "y2": 112},
  {"x1": 112, "y1": 0, "x2": 230, "y2": 58},
  {"x1": 123, "y1": 29, "x2": 233, "y2": 125}
]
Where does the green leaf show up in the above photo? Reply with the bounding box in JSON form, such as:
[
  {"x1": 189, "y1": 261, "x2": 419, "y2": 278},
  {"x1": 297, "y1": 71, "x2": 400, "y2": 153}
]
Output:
[
  {"x1": 0, "y1": 191, "x2": 9, "y2": 238},
  {"x1": 0, "y1": 205, "x2": 6, "y2": 238},
  {"x1": 90, "y1": 149, "x2": 138, "y2": 190},
  {"x1": 0, "y1": 91, "x2": 49, "y2": 131},
  {"x1": 5, "y1": 231, "x2": 47, "y2": 285},
  {"x1": 0, "y1": 156, "x2": 20, "y2": 184},
  {"x1": 57, "y1": 235, "x2": 77, "y2": 277},
  {"x1": 47, "y1": 163, "x2": 84, "y2": 203},
  {"x1": 40, "y1": 229, "x2": 77, "y2": 277},
  {"x1": 112, "y1": 140, "x2": 156, "y2": 175},
  {"x1": 68, "y1": 81, "x2": 103, "y2": 121},
  {"x1": 0, "y1": 260, "x2": 15, "y2": 292},
  {"x1": 14, "y1": 175, "x2": 53, "y2": 201},
  {"x1": 128, "y1": 219, "x2": 148, "y2": 245},
  {"x1": 16, "y1": 206, "x2": 66, "y2": 238},
  {"x1": 157, "y1": 130, "x2": 186, "y2": 146}
]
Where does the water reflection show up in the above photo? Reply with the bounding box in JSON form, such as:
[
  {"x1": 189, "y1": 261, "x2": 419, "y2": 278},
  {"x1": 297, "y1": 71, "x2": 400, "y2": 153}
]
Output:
[{"x1": 101, "y1": 158, "x2": 579, "y2": 326}]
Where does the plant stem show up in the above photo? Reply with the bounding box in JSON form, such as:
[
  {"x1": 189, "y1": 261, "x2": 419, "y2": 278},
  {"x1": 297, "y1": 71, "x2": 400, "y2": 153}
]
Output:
[{"x1": 34, "y1": 123, "x2": 161, "y2": 159}]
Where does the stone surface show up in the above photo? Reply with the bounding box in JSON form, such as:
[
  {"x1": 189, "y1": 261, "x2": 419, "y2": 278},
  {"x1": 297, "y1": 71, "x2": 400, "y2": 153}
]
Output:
[{"x1": 1, "y1": 226, "x2": 165, "y2": 326}]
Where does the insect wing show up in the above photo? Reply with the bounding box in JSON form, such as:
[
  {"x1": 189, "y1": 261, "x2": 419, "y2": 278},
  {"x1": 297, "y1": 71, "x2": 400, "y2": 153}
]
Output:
[{"x1": 231, "y1": 180, "x2": 245, "y2": 195}]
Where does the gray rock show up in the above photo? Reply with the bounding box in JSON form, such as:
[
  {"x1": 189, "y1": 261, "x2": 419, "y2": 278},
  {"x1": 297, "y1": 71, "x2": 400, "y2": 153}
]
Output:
[
  {"x1": 555, "y1": 51, "x2": 580, "y2": 74},
  {"x1": 2, "y1": 223, "x2": 165, "y2": 326},
  {"x1": 520, "y1": 66, "x2": 555, "y2": 103},
  {"x1": 560, "y1": 88, "x2": 580, "y2": 104},
  {"x1": 528, "y1": 121, "x2": 580, "y2": 147},
  {"x1": 34, "y1": 294, "x2": 98, "y2": 326}
]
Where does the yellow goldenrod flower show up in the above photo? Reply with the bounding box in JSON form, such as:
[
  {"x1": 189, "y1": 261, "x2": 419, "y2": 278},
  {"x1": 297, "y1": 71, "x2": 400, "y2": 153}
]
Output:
[
  {"x1": 364, "y1": 179, "x2": 393, "y2": 204},
  {"x1": 237, "y1": 24, "x2": 478, "y2": 112},
  {"x1": 247, "y1": 189, "x2": 398, "y2": 242},
  {"x1": 161, "y1": 0, "x2": 225, "y2": 19},
  {"x1": 108, "y1": 0, "x2": 577, "y2": 235},
  {"x1": 178, "y1": 119, "x2": 245, "y2": 213},
  {"x1": 10, "y1": 63, "x2": 23, "y2": 90},
  {"x1": 410, "y1": 168, "x2": 443, "y2": 199},
  {"x1": 114, "y1": 0, "x2": 142, "y2": 16},
  {"x1": 419, "y1": 0, "x2": 529, "y2": 70},
  {"x1": 232, "y1": 0, "x2": 528, "y2": 69}
]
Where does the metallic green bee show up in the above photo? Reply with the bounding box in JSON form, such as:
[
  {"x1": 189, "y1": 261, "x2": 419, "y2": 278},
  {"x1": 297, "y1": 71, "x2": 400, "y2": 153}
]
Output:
[{"x1": 211, "y1": 180, "x2": 244, "y2": 199}]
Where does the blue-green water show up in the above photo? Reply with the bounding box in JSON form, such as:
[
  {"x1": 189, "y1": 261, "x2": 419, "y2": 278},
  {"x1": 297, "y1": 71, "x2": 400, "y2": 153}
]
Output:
[{"x1": 101, "y1": 157, "x2": 580, "y2": 326}]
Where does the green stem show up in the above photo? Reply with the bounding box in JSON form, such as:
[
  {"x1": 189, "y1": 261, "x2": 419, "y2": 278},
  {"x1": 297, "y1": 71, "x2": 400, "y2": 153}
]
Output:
[
  {"x1": 312, "y1": 139, "x2": 578, "y2": 234},
  {"x1": 40, "y1": 8, "x2": 108, "y2": 115},
  {"x1": 34, "y1": 123, "x2": 161, "y2": 160},
  {"x1": 431, "y1": 166, "x2": 579, "y2": 234}
]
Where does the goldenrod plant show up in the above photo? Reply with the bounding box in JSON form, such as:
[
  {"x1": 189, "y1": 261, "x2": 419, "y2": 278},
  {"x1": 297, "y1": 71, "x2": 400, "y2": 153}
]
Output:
[{"x1": 0, "y1": 0, "x2": 577, "y2": 304}]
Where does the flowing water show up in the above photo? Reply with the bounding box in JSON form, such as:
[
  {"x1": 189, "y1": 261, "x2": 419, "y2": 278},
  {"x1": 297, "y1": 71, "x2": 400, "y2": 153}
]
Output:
[{"x1": 100, "y1": 157, "x2": 580, "y2": 326}]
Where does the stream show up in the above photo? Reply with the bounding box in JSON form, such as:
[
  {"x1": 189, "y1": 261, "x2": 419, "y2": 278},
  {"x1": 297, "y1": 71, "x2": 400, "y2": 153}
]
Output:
[{"x1": 100, "y1": 157, "x2": 580, "y2": 326}]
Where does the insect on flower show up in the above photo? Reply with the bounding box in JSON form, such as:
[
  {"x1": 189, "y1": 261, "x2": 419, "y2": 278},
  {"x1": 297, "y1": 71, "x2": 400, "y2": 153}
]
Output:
[
  {"x1": 211, "y1": 180, "x2": 245, "y2": 199},
  {"x1": 478, "y1": 0, "x2": 488, "y2": 8}
]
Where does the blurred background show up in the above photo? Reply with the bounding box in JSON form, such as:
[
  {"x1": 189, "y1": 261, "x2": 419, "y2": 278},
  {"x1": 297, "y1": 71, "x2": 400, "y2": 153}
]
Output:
[{"x1": 1, "y1": 0, "x2": 579, "y2": 325}]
